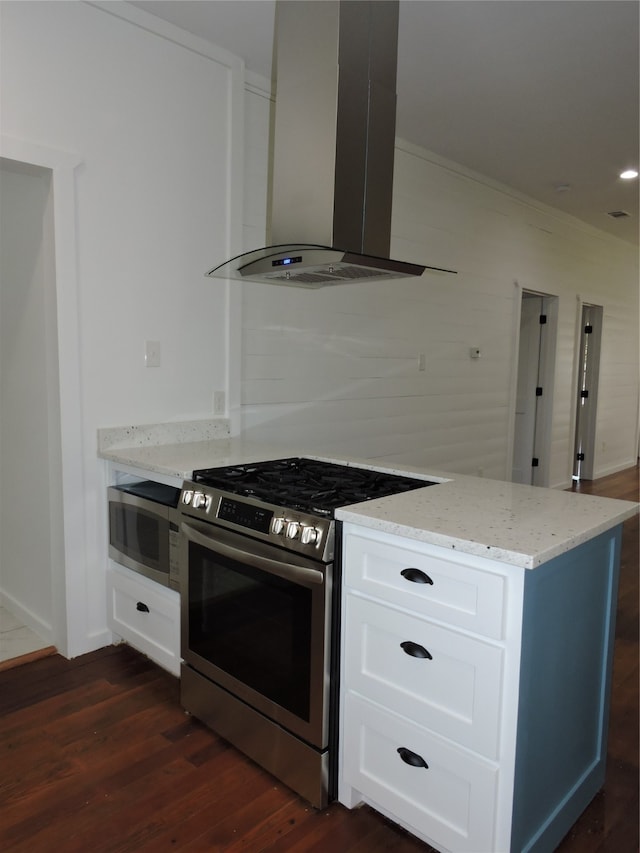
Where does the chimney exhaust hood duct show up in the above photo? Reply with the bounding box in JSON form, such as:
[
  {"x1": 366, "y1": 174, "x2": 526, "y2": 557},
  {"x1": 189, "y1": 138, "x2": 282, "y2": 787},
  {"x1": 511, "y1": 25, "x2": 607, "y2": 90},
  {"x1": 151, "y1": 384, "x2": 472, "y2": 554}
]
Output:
[{"x1": 207, "y1": 0, "x2": 456, "y2": 288}]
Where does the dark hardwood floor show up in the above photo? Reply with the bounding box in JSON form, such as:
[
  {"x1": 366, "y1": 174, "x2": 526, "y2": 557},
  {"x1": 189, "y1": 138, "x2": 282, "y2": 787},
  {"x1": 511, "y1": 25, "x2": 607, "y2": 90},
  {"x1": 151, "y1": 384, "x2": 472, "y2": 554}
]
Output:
[{"x1": 1, "y1": 465, "x2": 637, "y2": 852}]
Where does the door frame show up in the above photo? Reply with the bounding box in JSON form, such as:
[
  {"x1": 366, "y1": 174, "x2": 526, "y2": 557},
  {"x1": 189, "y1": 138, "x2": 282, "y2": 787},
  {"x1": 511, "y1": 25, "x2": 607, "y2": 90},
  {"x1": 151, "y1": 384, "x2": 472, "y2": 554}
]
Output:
[
  {"x1": 571, "y1": 301, "x2": 603, "y2": 481},
  {"x1": 509, "y1": 282, "x2": 558, "y2": 487},
  {"x1": 1, "y1": 134, "x2": 86, "y2": 658}
]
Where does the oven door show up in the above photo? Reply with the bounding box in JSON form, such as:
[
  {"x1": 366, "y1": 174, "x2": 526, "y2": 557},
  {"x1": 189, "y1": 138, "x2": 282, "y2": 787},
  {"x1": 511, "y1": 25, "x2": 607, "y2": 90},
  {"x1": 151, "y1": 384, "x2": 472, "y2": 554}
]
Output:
[
  {"x1": 108, "y1": 487, "x2": 172, "y2": 587},
  {"x1": 180, "y1": 518, "x2": 332, "y2": 749}
]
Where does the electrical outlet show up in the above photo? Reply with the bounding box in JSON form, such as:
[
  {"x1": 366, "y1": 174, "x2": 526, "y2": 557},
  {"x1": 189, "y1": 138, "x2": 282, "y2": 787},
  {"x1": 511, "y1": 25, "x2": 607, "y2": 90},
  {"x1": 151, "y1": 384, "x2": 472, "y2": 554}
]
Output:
[
  {"x1": 213, "y1": 391, "x2": 226, "y2": 415},
  {"x1": 144, "y1": 340, "x2": 161, "y2": 368},
  {"x1": 418, "y1": 353, "x2": 426, "y2": 371}
]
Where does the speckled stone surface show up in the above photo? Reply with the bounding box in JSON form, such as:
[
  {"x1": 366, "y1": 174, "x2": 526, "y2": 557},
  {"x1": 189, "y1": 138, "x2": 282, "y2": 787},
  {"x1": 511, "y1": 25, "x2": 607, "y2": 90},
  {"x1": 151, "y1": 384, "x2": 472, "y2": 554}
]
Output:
[
  {"x1": 98, "y1": 431, "x2": 444, "y2": 483},
  {"x1": 97, "y1": 419, "x2": 230, "y2": 452},
  {"x1": 335, "y1": 475, "x2": 638, "y2": 569},
  {"x1": 98, "y1": 429, "x2": 638, "y2": 569},
  {"x1": 100, "y1": 437, "x2": 298, "y2": 479}
]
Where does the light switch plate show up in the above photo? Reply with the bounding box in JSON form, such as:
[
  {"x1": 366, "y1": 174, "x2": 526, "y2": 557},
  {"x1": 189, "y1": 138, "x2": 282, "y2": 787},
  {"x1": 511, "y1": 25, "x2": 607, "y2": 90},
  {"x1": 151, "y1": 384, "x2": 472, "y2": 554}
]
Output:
[
  {"x1": 213, "y1": 391, "x2": 225, "y2": 415},
  {"x1": 145, "y1": 340, "x2": 161, "y2": 367}
]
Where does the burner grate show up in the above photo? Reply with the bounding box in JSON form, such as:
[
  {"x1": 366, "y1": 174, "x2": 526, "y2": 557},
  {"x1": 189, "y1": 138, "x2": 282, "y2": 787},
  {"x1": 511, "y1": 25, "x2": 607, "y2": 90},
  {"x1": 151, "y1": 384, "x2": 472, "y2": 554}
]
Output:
[{"x1": 192, "y1": 458, "x2": 433, "y2": 515}]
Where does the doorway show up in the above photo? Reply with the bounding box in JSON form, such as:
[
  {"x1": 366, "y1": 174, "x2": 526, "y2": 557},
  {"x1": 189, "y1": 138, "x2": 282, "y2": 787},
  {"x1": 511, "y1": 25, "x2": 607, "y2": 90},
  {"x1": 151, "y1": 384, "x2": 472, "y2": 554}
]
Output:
[
  {"x1": 512, "y1": 290, "x2": 558, "y2": 486},
  {"x1": 0, "y1": 159, "x2": 61, "y2": 661},
  {"x1": 572, "y1": 304, "x2": 603, "y2": 481},
  {"x1": 1, "y1": 135, "x2": 88, "y2": 661}
]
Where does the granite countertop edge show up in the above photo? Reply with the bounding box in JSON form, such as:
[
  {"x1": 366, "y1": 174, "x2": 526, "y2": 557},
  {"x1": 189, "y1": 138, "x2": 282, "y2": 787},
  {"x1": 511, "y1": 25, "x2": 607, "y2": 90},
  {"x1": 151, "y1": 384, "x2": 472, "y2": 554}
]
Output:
[
  {"x1": 334, "y1": 504, "x2": 637, "y2": 569},
  {"x1": 98, "y1": 431, "x2": 638, "y2": 570}
]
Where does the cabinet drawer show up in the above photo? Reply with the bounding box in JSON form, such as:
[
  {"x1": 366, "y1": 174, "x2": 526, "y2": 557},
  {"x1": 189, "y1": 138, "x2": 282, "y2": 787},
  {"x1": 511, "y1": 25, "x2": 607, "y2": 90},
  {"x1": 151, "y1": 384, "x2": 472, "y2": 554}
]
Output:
[
  {"x1": 345, "y1": 595, "x2": 503, "y2": 758},
  {"x1": 107, "y1": 567, "x2": 180, "y2": 676},
  {"x1": 345, "y1": 532, "x2": 506, "y2": 639},
  {"x1": 342, "y1": 693, "x2": 498, "y2": 853}
]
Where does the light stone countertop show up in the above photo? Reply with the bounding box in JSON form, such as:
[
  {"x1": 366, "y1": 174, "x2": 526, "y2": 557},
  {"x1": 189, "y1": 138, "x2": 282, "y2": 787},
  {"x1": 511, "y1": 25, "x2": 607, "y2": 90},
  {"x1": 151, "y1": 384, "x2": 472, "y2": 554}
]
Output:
[
  {"x1": 100, "y1": 436, "x2": 289, "y2": 479},
  {"x1": 98, "y1": 418, "x2": 231, "y2": 454},
  {"x1": 98, "y1": 423, "x2": 444, "y2": 483},
  {"x1": 98, "y1": 425, "x2": 638, "y2": 570},
  {"x1": 335, "y1": 475, "x2": 637, "y2": 569}
]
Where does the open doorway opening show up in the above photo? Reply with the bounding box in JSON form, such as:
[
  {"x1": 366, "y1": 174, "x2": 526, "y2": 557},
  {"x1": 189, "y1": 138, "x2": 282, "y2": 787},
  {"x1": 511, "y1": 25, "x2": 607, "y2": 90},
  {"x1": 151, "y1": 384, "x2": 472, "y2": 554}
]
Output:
[
  {"x1": 512, "y1": 290, "x2": 558, "y2": 486},
  {"x1": 572, "y1": 304, "x2": 603, "y2": 481},
  {"x1": 1, "y1": 136, "x2": 87, "y2": 660},
  {"x1": 0, "y1": 158, "x2": 61, "y2": 663}
]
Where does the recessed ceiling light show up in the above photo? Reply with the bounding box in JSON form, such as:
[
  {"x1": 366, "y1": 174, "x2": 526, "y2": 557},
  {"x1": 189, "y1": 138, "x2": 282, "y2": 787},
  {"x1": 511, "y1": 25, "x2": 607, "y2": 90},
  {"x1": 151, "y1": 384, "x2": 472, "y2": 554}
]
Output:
[{"x1": 619, "y1": 169, "x2": 638, "y2": 180}]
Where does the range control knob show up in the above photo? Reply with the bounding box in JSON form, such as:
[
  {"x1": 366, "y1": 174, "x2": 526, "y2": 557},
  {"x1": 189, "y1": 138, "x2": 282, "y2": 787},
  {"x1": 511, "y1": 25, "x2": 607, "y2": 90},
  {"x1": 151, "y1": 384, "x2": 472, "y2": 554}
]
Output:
[
  {"x1": 300, "y1": 525, "x2": 319, "y2": 546},
  {"x1": 193, "y1": 491, "x2": 210, "y2": 510},
  {"x1": 271, "y1": 516, "x2": 286, "y2": 535},
  {"x1": 285, "y1": 520, "x2": 300, "y2": 540}
]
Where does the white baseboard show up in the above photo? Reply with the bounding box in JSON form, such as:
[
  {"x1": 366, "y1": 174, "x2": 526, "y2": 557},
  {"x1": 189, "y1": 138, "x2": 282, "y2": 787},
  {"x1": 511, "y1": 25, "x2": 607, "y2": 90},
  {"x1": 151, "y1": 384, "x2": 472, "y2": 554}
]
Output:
[{"x1": 592, "y1": 458, "x2": 638, "y2": 479}]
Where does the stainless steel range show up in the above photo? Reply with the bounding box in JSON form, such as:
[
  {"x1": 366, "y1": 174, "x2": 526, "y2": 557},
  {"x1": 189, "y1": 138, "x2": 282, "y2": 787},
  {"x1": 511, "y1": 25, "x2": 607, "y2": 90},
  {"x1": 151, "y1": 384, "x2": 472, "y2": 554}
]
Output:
[{"x1": 178, "y1": 457, "x2": 434, "y2": 808}]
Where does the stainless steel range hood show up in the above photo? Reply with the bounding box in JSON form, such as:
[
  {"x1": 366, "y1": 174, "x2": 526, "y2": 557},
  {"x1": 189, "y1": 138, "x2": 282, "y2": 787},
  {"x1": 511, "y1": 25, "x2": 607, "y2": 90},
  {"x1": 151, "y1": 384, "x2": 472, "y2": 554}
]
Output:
[{"x1": 207, "y1": 0, "x2": 456, "y2": 288}]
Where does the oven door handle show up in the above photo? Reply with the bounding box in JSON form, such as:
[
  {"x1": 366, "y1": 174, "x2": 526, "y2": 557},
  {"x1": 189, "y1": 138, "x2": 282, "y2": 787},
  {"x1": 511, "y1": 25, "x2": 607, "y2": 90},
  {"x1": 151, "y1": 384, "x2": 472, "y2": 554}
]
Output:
[{"x1": 181, "y1": 522, "x2": 325, "y2": 585}]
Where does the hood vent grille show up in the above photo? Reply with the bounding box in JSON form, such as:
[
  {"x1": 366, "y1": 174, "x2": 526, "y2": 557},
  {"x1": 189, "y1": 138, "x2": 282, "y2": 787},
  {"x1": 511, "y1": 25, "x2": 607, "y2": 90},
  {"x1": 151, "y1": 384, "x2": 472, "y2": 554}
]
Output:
[
  {"x1": 270, "y1": 264, "x2": 409, "y2": 288},
  {"x1": 274, "y1": 266, "x2": 379, "y2": 286}
]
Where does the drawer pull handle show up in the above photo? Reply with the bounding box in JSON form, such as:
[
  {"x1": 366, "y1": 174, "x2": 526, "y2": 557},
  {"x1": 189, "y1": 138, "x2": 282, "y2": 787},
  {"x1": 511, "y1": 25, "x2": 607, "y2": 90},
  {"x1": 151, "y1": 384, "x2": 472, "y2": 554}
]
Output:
[
  {"x1": 400, "y1": 567, "x2": 433, "y2": 585},
  {"x1": 400, "y1": 641, "x2": 432, "y2": 660},
  {"x1": 136, "y1": 601, "x2": 150, "y2": 613},
  {"x1": 397, "y1": 747, "x2": 429, "y2": 770}
]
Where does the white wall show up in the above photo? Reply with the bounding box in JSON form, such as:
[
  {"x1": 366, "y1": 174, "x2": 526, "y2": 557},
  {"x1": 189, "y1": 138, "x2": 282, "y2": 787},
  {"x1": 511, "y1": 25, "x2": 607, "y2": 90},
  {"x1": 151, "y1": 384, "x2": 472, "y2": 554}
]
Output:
[
  {"x1": 0, "y1": 2, "x2": 636, "y2": 657},
  {"x1": 2, "y1": 1, "x2": 238, "y2": 427},
  {"x1": 240, "y1": 85, "x2": 639, "y2": 488},
  {"x1": 0, "y1": 161, "x2": 60, "y2": 642},
  {"x1": 1, "y1": 1, "x2": 242, "y2": 654}
]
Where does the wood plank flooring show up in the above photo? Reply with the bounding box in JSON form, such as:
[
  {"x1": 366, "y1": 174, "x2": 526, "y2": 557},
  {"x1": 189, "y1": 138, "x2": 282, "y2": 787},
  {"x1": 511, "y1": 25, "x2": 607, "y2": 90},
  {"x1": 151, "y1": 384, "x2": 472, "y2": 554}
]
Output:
[{"x1": 0, "y1": 465, "x2": 637, "y2": 852}]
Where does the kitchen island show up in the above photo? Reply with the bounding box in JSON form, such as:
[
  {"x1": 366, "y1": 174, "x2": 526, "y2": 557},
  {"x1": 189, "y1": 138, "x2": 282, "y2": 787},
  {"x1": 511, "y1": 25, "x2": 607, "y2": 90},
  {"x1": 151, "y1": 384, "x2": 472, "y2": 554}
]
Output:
[
  {"x1": 334, "y1": 485, "x2": 636, "y2": 852},
  {"x1": 99, "y1": 424, "x2": 637, "y2": 853}
]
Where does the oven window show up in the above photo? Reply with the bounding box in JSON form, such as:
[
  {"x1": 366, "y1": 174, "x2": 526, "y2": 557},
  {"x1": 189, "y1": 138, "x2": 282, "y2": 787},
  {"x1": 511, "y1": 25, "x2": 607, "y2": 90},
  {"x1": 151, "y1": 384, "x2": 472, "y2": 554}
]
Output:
[
  {"x1": 188, "y1": 541, "x2": 312, "y2": 721},
  {"x1": 110, "y1": 504, "x2": 162, "y2": 570}
]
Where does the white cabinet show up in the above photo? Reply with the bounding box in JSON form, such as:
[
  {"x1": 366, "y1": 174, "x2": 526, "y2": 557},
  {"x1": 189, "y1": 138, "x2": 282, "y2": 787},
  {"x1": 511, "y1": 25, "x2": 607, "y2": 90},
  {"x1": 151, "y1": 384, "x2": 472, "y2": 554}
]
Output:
[
  {"x1": 340, "y1": 525, "x2": 519, "y2": 853},
  {"x1": 339, "y1": 522, "x2": 622, "y2": 853},
  {"x1": 105, "y1": 462, "x2": 182, "y2": 677},
  {"x1": 107, "y1": 564, "x2": 180, "y2": 677},
  {"x1": 344, "y1": 533, "x2": 507, "y2": 639},
  {"x1": 345, "y1": 595, "x2": 504, "y2": 758},
  {"x1": 343, "y1": 693, "x2": 499, "y2": 853}
]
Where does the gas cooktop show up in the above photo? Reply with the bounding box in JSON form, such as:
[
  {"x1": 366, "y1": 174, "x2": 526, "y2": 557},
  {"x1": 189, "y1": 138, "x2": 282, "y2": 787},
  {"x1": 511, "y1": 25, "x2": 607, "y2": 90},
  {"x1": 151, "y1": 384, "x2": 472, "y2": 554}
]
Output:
[{"x1": 192, "y1": 457, "x2": 434, "y2": 518}]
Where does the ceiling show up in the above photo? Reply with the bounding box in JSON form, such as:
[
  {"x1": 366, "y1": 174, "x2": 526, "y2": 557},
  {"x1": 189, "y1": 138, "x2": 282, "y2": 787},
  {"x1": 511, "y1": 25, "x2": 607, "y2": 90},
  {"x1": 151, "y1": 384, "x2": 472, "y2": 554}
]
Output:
[{"x1": 130, "y1": 0, "x2": 639, "y2": 246}]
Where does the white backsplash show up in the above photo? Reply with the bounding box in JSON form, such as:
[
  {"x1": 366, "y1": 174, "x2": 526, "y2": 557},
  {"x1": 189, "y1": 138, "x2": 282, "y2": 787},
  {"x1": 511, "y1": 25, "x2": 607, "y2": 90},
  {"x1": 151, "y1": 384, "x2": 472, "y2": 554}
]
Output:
[{"x1": 98, "y1": 418, "x2": 230, "y2": 451}]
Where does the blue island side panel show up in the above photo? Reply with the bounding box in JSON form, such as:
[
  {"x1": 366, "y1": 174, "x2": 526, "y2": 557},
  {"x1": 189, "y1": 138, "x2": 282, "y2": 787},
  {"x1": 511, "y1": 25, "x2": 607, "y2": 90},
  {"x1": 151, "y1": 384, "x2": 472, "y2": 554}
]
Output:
[{"x1": 510, "y1": 526, "x2": 622, "y2": 853}]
